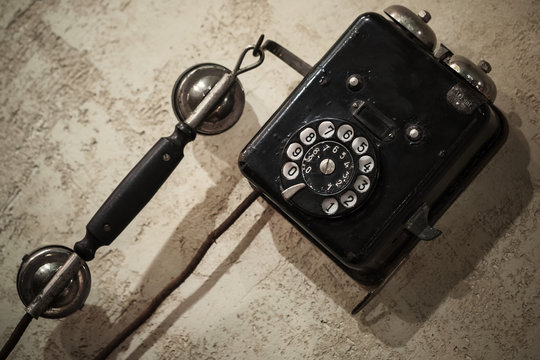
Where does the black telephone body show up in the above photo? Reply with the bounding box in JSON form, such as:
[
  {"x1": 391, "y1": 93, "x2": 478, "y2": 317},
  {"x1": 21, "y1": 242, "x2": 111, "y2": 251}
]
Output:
[{"x1": 239, "y1": 12, "x2": 508, "y2": 286}]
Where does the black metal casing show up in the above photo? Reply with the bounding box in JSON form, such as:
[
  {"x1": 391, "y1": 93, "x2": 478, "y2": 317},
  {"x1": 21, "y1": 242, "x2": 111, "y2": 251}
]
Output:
[{"x1": 239, "y1": 13, "x2": 507, "y2": 286}]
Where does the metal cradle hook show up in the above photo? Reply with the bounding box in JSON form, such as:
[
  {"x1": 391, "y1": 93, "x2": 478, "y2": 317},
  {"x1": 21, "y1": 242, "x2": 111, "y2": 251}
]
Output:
[{"x1": 232, "y1": 34, "x2": 265, "y2": 76}]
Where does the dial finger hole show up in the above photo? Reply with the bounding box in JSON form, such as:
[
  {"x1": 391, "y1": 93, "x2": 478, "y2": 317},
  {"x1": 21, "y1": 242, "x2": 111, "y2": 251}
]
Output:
[
  {"x1": 337, "y1": 124, "x2": 354, "y2": 142},
  {"x1": 352, "y1": 136, "x2": 369, "y2": 155},
  {"x1": 282, "y1": 162, "x2": 300, "y2": 180},
  {"x1": 286, "y1": 142, "x2": 303, "y2": 161},
  {"x1": 321, "y1": 197, "x2": 339, "y2": 215},
  {"x1": 318, "y1": 121, "x2": 335, "y2": 139},
  {"x1": 354, "y1": 175, "x2": 371, "y2": 193},
  {"x1": 359, "y1": 155, "x2": 374, "y2": 173},
  {"x1": 299, "y1": 127, "x2": 317, "y2": 145},
  {"x1": 340, "y1": 190, "x2": 358, "y2": 208}
]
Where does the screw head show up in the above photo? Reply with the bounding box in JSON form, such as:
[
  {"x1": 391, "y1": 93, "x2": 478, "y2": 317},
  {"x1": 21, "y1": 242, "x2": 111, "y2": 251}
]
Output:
[
  {"x1": 347, "y1": 75, "x2": 362, "y2": 90},
  {"x1": 319, "y1": 76, "x2": 329, "y2": 86},
  {"x1": 418, "y1": 10, "x2": 431, "y2": 23},
  {"x1": 319, "y1": 159, "x2": 336, "y2": 175},
  {"x1": 406, "y1": 125, "x2": 422, "y2": 141},
  {"x1": 103, "y1": 224, "x2": 112, "y2": 232},
  {"x1": 162, "y1": 153, "x2": 171, "y2": 161}
]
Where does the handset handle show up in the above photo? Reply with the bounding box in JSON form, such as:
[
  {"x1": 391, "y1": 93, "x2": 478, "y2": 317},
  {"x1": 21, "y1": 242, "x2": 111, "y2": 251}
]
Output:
[
  {"x1": 73, "y1": 40, "x2": 265, "y2": 261},
  {"x1": 74, "y1": 122, "x2": 195, "y2": 261}
]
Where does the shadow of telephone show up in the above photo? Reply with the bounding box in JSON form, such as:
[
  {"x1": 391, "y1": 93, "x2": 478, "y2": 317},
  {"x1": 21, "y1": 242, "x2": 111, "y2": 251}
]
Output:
[{"x1": 1, "y1": 5, "x2": 509, "y2": 359}]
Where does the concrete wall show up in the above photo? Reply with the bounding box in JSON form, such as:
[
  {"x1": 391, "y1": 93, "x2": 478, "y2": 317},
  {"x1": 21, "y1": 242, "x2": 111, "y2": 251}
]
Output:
[{"x1": 1, "y1": 0, "x2": 538, "y2": 359}]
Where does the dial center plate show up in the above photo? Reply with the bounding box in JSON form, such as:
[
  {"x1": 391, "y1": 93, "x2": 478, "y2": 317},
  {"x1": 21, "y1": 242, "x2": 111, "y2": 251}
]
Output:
[
  {"x1": 302, "y1": 141, "x2": 355, "y2": 195},
  {"x1": 280, "y1": 119, "x2": 378, "y2": 217},
  {"x1": 320, "y1": 159, "x2": 336, "y2": 175}
]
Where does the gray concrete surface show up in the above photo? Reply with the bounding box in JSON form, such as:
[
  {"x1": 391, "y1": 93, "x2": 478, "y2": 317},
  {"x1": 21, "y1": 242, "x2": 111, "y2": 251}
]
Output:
[{"x1": 1, "y1": 0, "x2": 539, "y2": 359}]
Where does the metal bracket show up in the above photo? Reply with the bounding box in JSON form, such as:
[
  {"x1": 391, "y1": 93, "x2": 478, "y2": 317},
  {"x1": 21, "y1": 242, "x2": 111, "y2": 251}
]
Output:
[
  {"x1": 262, "y1": 40, "x2": 313, "y2": 77},
  {"x1": 405, "y1": 203, "x2": 442, "y2": 241}
]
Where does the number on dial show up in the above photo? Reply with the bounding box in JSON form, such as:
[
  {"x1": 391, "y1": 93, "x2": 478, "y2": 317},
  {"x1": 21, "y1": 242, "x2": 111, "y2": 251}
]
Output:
[
  {"x1": 340, "y1": 190, "x2": 358, "y2": 208},
  {"x1": 359, "y1": 155, "x2": 374, "y2": 173},
  {"x1": 318, "y1": 121, "x2": 335, "y2": 138},
  {"x1": 354, "y1": 175, "x2": 370, "y2": 193},
  {"x1": 321, "y1": 197, "x2": 338, "y2": 215},
  {"x1": 337, "y1": 124, "x2": 354, "y2": 142},
  {"x1": 300, "y1": 127, "x2": 317, "y2": 145},
  {"x1": 352, "y1": 137, "x2": 369, "y2": 155},
  {"x1": 282, "y1": 162, "x2": 299, "y2": 180},
  {"x1": 287, "y1": 142, "x2": 303, "y2": 161}
]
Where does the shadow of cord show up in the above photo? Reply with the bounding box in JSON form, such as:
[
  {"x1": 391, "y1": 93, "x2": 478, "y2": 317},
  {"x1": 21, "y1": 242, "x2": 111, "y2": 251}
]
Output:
[{"x1": 123, "y1": 206, "x2": 275, "y2": 359}]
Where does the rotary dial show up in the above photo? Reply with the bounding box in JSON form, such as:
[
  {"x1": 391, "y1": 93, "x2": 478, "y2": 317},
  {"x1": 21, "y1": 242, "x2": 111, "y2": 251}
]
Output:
[{"x1": 280, "y1": 119, "x2": 378, "y2": 217}]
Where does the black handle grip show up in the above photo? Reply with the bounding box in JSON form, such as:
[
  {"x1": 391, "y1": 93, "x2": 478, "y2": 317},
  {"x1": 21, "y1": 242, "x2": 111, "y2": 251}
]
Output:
[{"x1": 74, "y1": 123, "x2": 195, "y2": 261}]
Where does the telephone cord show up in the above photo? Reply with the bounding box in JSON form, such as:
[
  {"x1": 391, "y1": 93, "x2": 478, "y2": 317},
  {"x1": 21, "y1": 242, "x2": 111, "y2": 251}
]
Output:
[
  {"x1": 92, "y1": 189, "x2": 262, "y2": 360},
  {"x1": 0, "y1": 313, "x2": 33, "y2": 360},
  {"x1": 0, "y1": 189, "x2": 261, "y2": 360}
]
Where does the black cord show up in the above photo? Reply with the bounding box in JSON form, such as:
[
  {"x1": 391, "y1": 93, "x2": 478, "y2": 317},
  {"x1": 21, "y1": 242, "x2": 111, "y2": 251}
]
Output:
[
  {"x1": 0, "y1": 188, "x2": 260, "y2": 360},
  {"x1": 0, "y1": 313, "x2": 33, "y2": 360},
  {"x1": 93, "y1": 189, "x2": 262, "y2": 360}
]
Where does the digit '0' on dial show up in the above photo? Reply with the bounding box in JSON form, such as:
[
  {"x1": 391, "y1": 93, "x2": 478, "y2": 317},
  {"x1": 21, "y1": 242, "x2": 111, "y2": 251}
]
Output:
[{"x1": 282, "y1": 162, "x2": 299, "y2": 180}]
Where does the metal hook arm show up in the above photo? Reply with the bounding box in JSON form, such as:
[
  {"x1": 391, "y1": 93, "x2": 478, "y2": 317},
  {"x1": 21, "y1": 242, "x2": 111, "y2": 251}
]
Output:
[{"x1": 233, "y1": 34, "x2": 266, "y2": 76}]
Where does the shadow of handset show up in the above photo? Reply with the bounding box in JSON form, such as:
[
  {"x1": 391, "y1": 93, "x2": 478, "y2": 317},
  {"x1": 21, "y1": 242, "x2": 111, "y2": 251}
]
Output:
[{"x1": 137, "y1": 101, "x2": 262, "y2": 300}]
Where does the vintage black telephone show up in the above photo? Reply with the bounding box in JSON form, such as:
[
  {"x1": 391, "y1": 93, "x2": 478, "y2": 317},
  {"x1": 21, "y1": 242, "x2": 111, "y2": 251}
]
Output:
[{"x1": 1, "y1": 5, "x2": 507, "y2": 359}]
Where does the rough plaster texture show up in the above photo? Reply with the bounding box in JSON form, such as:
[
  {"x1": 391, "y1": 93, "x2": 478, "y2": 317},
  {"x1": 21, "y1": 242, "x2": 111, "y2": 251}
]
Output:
[{"x1": 0, "y1": 0, "x2": 539, "y2": 359}]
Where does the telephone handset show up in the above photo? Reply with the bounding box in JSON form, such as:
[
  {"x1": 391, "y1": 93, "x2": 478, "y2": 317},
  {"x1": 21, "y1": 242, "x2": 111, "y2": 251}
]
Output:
[{"x1": 1, "y1": 5, "x2": 508, "y2": 359}]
